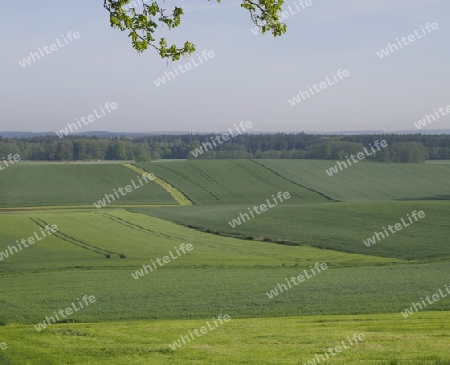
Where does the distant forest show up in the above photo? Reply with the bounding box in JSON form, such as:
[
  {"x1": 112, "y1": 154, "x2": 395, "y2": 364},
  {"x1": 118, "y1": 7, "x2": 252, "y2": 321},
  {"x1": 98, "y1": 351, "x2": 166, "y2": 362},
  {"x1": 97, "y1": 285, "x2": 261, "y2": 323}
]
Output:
[{"x1": 1, "y1": 133, "x2": 449, "y2": 162}]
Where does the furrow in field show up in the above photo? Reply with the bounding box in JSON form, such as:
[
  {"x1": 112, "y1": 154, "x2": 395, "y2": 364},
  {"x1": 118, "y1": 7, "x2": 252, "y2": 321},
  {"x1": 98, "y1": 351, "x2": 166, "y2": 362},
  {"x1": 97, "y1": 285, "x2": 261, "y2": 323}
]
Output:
[
  {"x1": 232, "y1": 160, "x2": 304, "y2": 198},
  {"x1": 188, "y1": 162, "x2": 246, "y2": 200},
  {"x1": 30, "y1": 218, "x2": 125, "y2": 259},
  {"x1": 250, "y1": 159, "x2": 336, "y2": 201},
  {"x1": 101, "y1": 213, "x2": 173, "y2": 240}
]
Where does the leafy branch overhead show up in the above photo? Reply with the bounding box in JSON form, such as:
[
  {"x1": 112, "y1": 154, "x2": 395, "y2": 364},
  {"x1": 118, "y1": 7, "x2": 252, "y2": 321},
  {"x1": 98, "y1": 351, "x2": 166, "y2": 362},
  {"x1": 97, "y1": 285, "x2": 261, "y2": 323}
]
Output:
[{"x1": 103, "y1": 0, "x2": 286, "y2": 61}]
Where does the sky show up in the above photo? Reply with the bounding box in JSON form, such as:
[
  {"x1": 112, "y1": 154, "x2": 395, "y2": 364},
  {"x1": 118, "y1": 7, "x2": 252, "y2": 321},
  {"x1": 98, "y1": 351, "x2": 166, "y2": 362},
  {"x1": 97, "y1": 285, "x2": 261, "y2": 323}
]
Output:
[{"x1": 1, "y1": 0, "x2": 449, "y2": 133}]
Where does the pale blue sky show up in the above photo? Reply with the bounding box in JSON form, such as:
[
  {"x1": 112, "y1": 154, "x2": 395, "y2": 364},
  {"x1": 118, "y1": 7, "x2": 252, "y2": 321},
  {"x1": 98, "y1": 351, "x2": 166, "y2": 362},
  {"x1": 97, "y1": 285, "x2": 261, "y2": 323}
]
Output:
[{"x1": 0, "y1": 0, "x2": 448, "y2": 133}]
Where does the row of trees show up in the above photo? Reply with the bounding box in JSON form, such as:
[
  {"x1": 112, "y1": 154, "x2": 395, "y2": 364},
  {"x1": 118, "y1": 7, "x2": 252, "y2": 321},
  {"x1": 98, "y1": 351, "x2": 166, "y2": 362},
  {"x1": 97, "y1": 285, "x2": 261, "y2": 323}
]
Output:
[{"x1": 0, "y1": 133, "x2": 447, "y2": 162}]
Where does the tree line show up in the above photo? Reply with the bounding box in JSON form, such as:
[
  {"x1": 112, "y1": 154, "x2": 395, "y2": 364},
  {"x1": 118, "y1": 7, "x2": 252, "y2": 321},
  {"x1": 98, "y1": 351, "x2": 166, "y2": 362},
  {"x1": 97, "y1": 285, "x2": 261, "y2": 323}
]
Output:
[{"x1": 0, "y1": 133, "x2": 448, "y2": 162}]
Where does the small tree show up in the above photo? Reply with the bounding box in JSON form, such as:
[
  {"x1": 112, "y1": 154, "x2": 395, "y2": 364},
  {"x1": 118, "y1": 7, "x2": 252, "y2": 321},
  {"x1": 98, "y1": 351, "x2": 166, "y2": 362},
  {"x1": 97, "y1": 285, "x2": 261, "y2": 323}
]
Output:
[{"x1": 135, "y1": 155, "x2": 152, "y2": 162}]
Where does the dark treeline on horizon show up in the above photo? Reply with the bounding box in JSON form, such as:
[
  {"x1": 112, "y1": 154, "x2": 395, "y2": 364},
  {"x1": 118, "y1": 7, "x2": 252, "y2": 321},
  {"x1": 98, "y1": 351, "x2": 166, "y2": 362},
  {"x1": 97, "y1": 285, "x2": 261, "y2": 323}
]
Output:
[{"x1": 0, "y1": 133, "x2": 449, "y2": 162}]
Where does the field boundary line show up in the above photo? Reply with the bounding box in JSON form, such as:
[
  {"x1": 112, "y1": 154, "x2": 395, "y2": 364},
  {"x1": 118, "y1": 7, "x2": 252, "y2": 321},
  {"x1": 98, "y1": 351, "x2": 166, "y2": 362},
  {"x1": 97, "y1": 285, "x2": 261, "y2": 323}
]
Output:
[
  {"x1": 123, "y1": 164, "x2": 193, "y2": 206},
  {"x1": 250, "y1": 160, "x2": 337, "y2": 202}
]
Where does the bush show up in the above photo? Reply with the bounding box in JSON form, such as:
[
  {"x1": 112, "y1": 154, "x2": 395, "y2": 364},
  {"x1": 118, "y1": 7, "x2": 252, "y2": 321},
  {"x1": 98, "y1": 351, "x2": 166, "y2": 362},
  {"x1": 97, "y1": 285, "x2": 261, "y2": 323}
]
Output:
[
  {"x1": 0, "y1": 315, "x2": 10, "y2": 326},
  {"x1": 135, "y1": 155, "x2": 151, "y2": 162}
]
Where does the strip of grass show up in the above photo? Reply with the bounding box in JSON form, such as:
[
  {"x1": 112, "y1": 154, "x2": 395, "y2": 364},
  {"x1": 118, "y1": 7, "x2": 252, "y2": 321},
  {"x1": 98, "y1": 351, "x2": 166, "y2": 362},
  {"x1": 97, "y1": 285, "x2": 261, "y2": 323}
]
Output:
[
  {"x1": 124, "y1": 164, "x2": 192, "y2": 205},
  {"x1": 1, "y1": 312, "x2": 449, "y2": 364}
]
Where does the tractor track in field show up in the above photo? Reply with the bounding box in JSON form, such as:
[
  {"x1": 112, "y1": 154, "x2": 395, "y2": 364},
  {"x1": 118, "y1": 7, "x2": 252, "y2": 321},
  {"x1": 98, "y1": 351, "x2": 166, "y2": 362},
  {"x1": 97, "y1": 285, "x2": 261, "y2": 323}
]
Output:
[
  {"x1": 155, "y1": 164, "x2": 223, "y2": 203},
  {"x1": 188, "y1": 162, "x2": 246, "y2": 200},
  {"x1": 232, "y1": 161, "x2": 304, "y2": 200},
  {"x1": 250, "y1": 160, "x2": 337, "y2": 202},
  {"x1": 30, "y1": 218, "x2": 125, "y2": 259},
  {"x1": 104, "y1": 212, "x2": 296, "y2": 261},
  {"x1": 101, "y1": 213, "x2": 174, "y2": 240}
]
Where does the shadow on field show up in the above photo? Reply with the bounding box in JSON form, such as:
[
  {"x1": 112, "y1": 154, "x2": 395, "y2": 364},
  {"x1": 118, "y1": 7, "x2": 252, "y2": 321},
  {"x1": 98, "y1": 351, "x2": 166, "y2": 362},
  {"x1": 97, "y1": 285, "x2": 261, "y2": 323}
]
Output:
[{"x1": 396, "y1": 195, "x2": 450, "y2": 201}]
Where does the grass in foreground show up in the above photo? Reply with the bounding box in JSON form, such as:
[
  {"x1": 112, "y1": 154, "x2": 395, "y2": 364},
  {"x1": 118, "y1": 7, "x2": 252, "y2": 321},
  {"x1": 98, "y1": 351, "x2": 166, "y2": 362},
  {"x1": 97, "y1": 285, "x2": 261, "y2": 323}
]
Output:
[{"x1": 1, "y1": 312, "x2": 449, "y2": 364}]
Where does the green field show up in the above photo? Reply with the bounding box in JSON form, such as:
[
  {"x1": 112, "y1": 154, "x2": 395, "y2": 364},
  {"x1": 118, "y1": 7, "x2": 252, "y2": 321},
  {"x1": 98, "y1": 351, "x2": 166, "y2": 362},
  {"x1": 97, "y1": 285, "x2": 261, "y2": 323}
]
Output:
[
  {"x1": 1, "y1": 160, "x2": 449, "y2": 364},
  {"x1": 134, "y1": 201, "x2": 450, "y2": 260},
  {"x1": 1, "y1": 313, "x2": 449, "y2": 365},
  {"x1": 256, "y1": 159, "x2": 450, "y2": 201},
  {"x1": 137, "y1": 160, "x2": 329, "y2": 205},
  {"x1": 1, "y1": 210, "x2": 392, "y2": 272},
  {"x1": 3, "y1": 260, "x2": 450, "y2": 324},
  {"x1": 0, "y1": 164, "x2": 177, "y2": 207}
]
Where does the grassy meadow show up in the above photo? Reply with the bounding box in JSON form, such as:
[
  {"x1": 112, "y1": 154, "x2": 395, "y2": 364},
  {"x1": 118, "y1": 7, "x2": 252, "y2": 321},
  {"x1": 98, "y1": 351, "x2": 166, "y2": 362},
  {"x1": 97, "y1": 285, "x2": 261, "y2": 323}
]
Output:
[
  {"x1": 0, "y1": 160, "x2": 449, "y2": 364},
  {"x1": 1, "y1": 313, "x2": 450, "y2": 365}
]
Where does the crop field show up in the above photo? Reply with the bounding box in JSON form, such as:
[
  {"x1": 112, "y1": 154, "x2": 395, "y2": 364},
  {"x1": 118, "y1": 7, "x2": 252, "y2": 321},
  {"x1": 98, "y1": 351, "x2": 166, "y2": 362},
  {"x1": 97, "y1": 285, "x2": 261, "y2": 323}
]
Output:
[
  {"x1": 135, "y1": 200, "x2": 450, "y2": 260},
  {"x1": 137, "y1": 160, "x2": 329, "y2": 205},
  {"x1": 1, "y1": 210, "x2": 396, "y2": 272},
  {"x1": 255, "y1": 159, "x2": 450, "y2": 202},
  {"x1": 1, "y1": 160, "x2": 449, "y2": 364},
  {"x1": 2, "y1": 260, "x2": 450, "y2": 324},
  {"x1": 0, "y1": 164, "x2": 177, "y2": 207}
]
